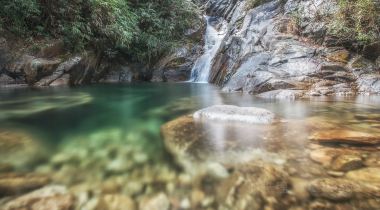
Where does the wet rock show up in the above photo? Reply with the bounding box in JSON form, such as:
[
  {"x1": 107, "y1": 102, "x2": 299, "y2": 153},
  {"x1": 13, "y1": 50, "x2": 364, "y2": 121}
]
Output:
[
  {"x1": 309, "y1": 148, "x2": 335, "y2": 166},
  {"x1": 217, "y1": 163, "x2": 289, "y2": 210},
  {"x1": 0, "y1": 173, "x2": 50, "y2": 196},
  {"x1": 307, "y1": 178, "x2": 358, "y2": 201},
  {"x1": 2, "y1": 185, "x2": 74, "y2": 210},
  {"x1": 330, "y1": 154, "x2": 363, "y2": 172},
  {"x1": 290, "y1": 178, "x2": 310, "y2": 200},
  {"x1": 257, "y1": 89, "x2": 305, "y2": 99},
  {"x1": 309, "y1": 130, "x2": 380, "y2": 145},
  {"x1": 193, "y1": 105, "x2": 276, "y2": 124},
  {"x1": 346, "y1": 167, "x2": 380, "y2": 183},
  {"x1": 95, "y1": 194, "x2": 136, "y2": 210},
  {"x1": 139, "y1": 193, "x2": 170, "y2": 210}
]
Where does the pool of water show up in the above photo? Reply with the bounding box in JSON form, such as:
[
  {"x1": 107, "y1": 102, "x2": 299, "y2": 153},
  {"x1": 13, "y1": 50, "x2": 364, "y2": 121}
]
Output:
[{"x1": 1, "y1": 83, "x2": 380, "y2": 209}]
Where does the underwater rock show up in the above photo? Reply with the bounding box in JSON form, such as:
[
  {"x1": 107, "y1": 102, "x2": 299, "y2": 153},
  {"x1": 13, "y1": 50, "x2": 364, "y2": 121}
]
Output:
[
  {"x1": 139, "y1": 193, "x2": 170, "y2": 210},
  {"x1": 0, "y1": 130, "x2": 46, "y2": 169},
  {"x1": 2, "y1": 185, "x2": 74, "y2": 210},
  {"x1": 193, "y1": 105, "x2": 276, "y2": 124},
  {"x1": 217, "y1": 162, "x2": 290, "y2": 210},
  {"x1": 309, "y1": 130, "x2": 380, "y2": 145},
  {"x1": 330, "y1": 154, "x2": 363, "y2": 172},
  {"x1": 0, "y1": 173, "x2": 50, "y2": 196},
  {"x1": 346, "y1": 167, "x2": 380, "y2": 183},
  {"x1": 95, "y1": 194, "x2": 136, "y2": 210},
  {"x1": 309, "y1": 148, "x2": 336, "y2": 166},
  {"x1": 307, "y1": 178, "x2": 358, "y2": 201}
]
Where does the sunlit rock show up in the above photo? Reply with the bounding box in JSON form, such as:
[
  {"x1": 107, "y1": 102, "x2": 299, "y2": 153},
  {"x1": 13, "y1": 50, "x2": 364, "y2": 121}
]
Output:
[
  {"x1": 309, "y1": 130, "x2": 380, "y2": 145},
  {"x1": 346, "y1": 167, "x2": 380, "y2": 183},
  {"x1": 193, "y1": 105, "x2": 277, "y2": 124}
]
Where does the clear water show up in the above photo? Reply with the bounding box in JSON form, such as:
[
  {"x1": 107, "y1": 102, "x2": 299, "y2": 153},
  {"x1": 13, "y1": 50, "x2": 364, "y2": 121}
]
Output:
[{"x1": 1, "y1": 83, "x2": 380, "y2": 209}]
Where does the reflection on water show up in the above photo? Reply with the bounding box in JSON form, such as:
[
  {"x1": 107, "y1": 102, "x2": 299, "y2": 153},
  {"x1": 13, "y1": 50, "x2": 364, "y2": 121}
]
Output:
[{"x1": 0, "y1": 83, "x2": 380, "y2": 209}]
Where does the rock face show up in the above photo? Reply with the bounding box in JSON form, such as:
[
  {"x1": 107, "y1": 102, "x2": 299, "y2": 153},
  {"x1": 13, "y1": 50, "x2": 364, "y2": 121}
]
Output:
[
  {"x1": 0, "y1": 39, "x2": 149, "y2": 87},
  {"x1": 193, "y1": 105, "x2": 276, "y2": 124},
  {"x1": 201, "y1": 0, "x2": 380, "y2": 96}
]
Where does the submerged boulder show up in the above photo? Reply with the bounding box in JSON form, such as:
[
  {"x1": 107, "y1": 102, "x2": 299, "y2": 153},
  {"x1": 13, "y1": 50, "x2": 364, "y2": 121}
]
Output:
[{"x1": 193, "y1": 105, "x2": 276, "y2": 124}]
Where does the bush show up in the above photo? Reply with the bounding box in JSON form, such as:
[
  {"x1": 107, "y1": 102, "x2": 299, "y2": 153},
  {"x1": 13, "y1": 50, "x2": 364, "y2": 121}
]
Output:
[
  {"x1": 328, "y1": 0, "x2": 380, "y2": 45},
  {"x1": 0, "y1": 0, "x2": 199, "y2": 64}
]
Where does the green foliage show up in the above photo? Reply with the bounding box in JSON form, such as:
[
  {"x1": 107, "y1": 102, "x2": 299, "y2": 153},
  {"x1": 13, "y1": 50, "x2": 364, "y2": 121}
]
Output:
[
  {"x1": 0, "y1": 0, "x2": 40, "y2": 35},
  {"x1": 329, "y1": 0, "x2": 380, "y2": 45},
  {"x1": 0, "y1": 0, "x2": 199, "y2": 63}
]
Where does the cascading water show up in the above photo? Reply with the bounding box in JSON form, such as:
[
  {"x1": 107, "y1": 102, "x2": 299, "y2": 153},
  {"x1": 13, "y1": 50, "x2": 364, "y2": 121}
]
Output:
[{"x1": 189, "y1": 16, "x2": 226, "y2": 83}]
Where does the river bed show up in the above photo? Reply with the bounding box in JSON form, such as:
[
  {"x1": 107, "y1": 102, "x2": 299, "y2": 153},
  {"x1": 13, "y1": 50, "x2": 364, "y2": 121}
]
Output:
[{"x1": 1, "y1": 83, "x2": 380, "y2": 210}]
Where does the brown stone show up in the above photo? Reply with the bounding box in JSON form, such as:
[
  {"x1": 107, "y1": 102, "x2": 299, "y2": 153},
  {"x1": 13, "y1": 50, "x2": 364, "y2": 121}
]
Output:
[
  {"x1": 139, "y1": 193, "x2": 170, "y2": 210},
  {"x1": 309, "y1": 130, "x2": 380, "y2": 145},
  {"x1": 96, "y1": 194, "x2": 136, "y2": 210},
  {"x1": 331, "y1": 154, "x2": 363, "y2": 171},
  {"x1": 217, "y1": 163, "x2": 289, "y2": 210},
  {"x1": 307, "y1": 178, "x2": 358, "y2": 201},
  {"x1": 309, "y1": 148, "x2": 335, "y2": 166},
  {"x1": 326, "y1": 49, "x2": 350, "y2": 63},
  {"x1": 2, "y1": 185, "x2": 73, "y2": 210},
  {"x1": 0, "y1": 173, "x2": 50, "y2": 196},
  {"x1": 346, "y1": 167, "x2": 380, "y2": 183}
]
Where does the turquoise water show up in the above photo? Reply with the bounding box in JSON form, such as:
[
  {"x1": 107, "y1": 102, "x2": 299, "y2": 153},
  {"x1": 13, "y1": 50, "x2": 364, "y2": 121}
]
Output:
[
  {"x1": 1, "y1": 83, "x2": 380, "y2": 209},
  {"x1": 1, "y1": 83, "x2": 380, "y2": 157}
]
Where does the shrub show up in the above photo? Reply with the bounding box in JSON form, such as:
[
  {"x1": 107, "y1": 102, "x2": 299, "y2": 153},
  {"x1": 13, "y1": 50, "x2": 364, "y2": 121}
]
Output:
[
  {"x1": 328, "y1": 0, "x2": 380, "y2": 45},
  {"x1": 0, "y1": 0, "x2": 199, "y2": 64}
]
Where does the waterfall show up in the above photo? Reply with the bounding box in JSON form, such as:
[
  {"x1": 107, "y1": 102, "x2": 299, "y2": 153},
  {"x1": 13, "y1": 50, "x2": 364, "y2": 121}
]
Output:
[{"x1": 189, "y1": 16, "x2": 226, "y2": 83}]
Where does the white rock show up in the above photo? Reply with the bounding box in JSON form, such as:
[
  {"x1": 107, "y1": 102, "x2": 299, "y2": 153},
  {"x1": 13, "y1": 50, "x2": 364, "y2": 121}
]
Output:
[{"x1": 193, "y1": 105, "x2": 276, "y2": 124}]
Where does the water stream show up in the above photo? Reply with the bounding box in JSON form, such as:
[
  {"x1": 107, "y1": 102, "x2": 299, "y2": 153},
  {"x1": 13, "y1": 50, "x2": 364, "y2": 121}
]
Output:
[{"x1": 189, "y1": 16, "x2": 226, "y2": 83}]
